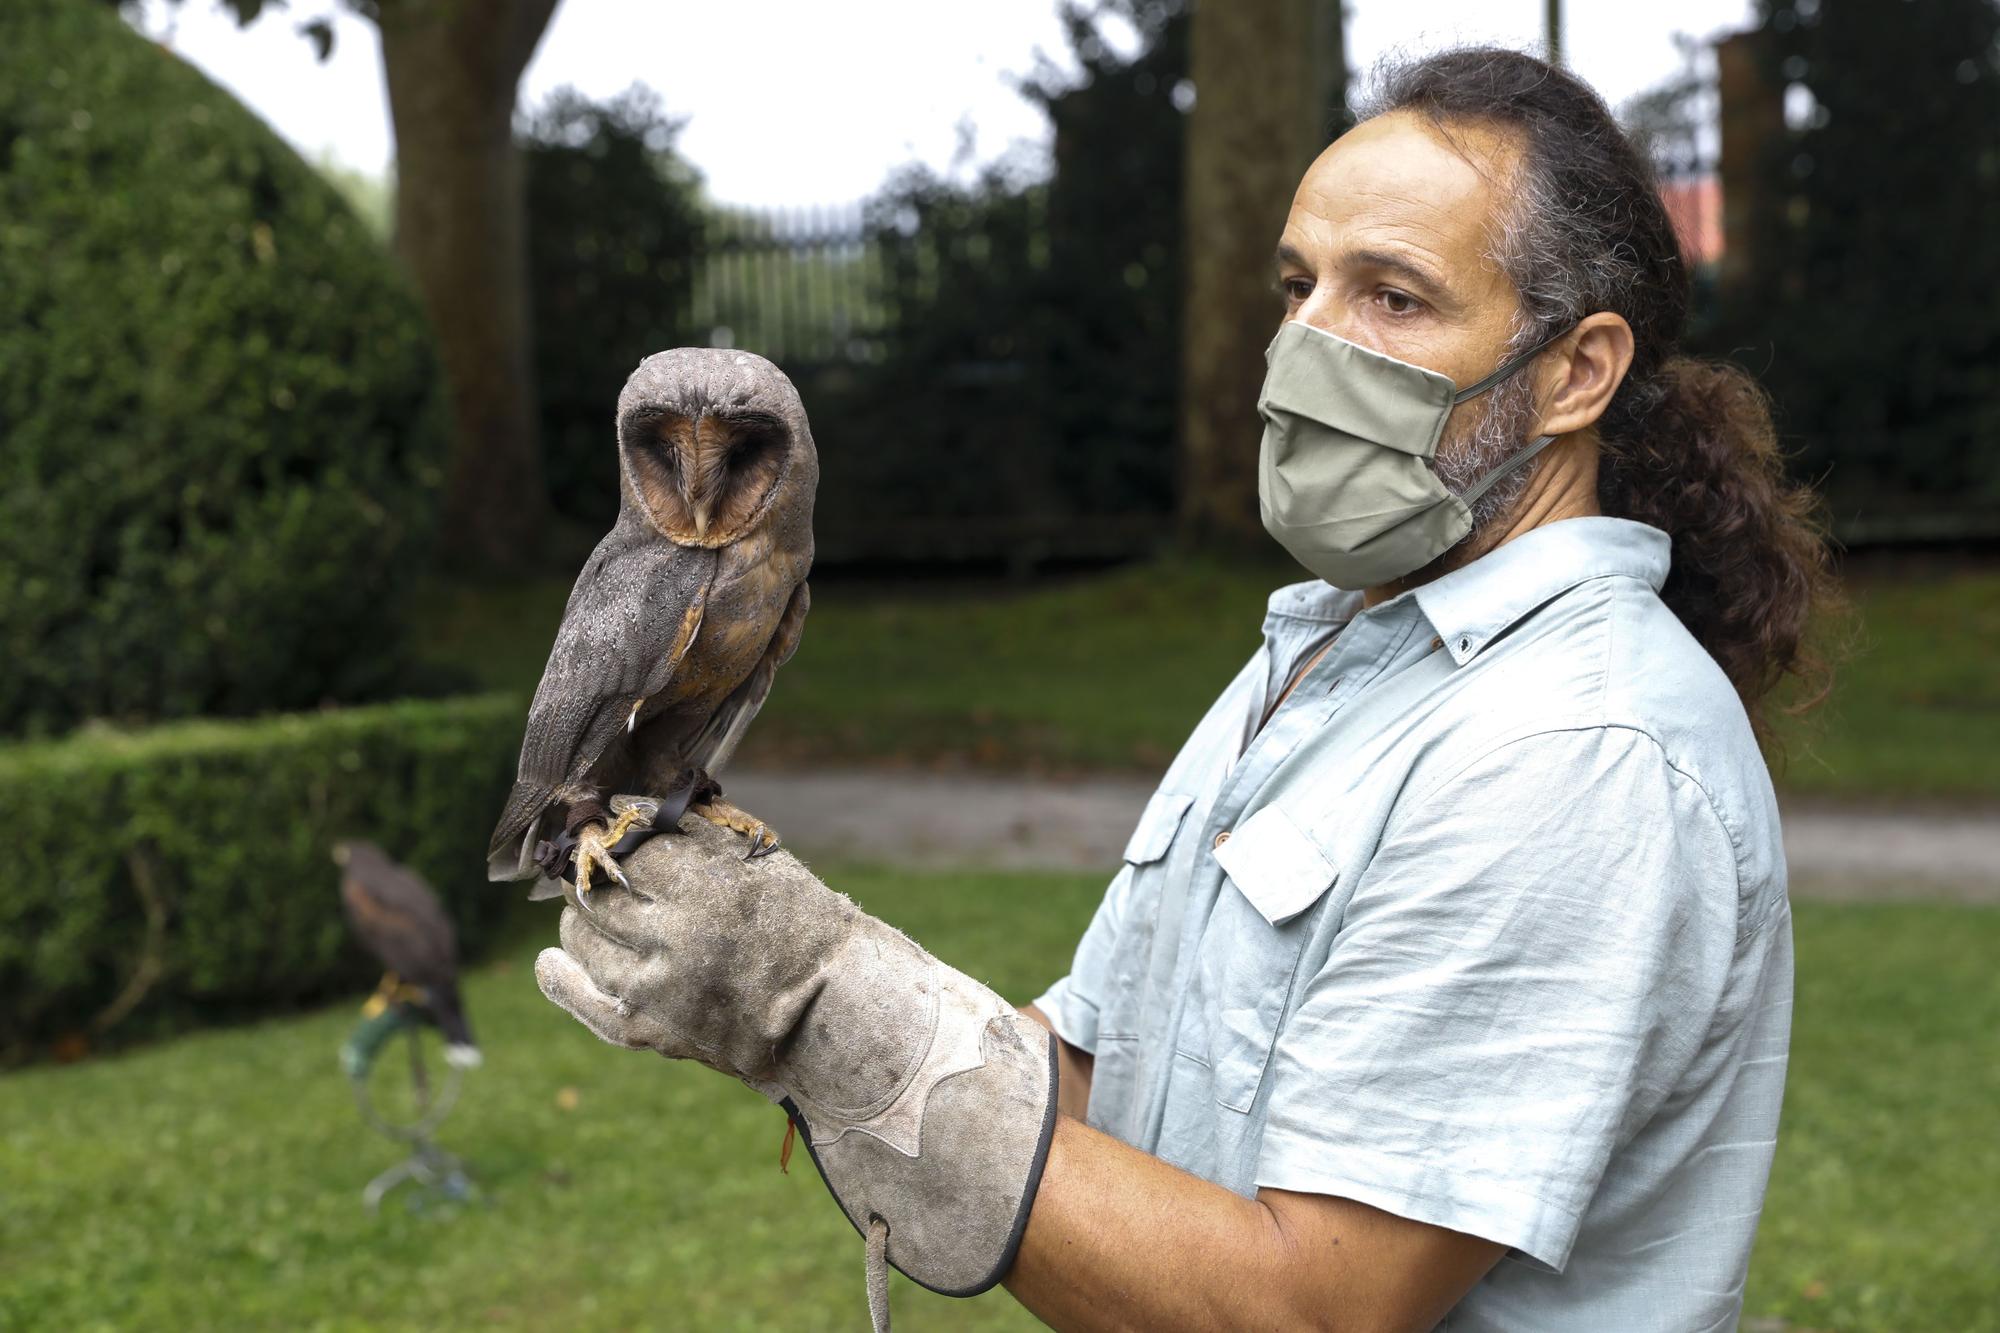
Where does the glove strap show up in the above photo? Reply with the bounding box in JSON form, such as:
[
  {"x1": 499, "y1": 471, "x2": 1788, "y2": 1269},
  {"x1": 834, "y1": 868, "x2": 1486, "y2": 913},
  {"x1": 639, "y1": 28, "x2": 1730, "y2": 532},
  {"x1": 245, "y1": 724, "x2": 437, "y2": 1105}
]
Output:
[{"x1": 533, "y1": 817, "x2": 669, "y2": 884}]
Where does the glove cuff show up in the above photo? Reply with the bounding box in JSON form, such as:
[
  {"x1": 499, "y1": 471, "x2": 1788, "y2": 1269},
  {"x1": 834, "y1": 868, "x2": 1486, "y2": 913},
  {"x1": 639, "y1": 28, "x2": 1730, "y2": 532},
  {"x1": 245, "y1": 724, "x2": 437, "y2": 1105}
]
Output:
[{"x1": 780, "y1": 984, "x2": 1059, "y2": 1298}]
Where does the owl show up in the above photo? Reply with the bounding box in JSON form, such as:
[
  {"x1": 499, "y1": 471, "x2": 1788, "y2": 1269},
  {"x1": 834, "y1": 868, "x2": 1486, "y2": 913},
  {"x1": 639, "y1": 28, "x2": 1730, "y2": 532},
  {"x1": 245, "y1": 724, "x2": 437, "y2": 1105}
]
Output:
[{"x1": 487, "y1": 349, "x2": 816, "y2": 905}]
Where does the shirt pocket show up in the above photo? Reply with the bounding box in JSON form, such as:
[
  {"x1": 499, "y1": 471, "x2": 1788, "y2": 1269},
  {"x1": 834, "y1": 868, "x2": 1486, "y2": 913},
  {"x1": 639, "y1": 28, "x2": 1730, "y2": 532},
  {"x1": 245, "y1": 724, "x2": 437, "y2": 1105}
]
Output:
[
  {"x1": 1202, "y1": 805, "x2": 1338, "y2": 1112},
  {"x1": 1214, "y1": 804, "x2": 1338, "y2": 926},
  {"x1": 1096, "y1": 789, "x2": 1196, "y2": 1043},
  {"x1": 1124, "y1": 789, "x2": 1194, "y2": 866}
]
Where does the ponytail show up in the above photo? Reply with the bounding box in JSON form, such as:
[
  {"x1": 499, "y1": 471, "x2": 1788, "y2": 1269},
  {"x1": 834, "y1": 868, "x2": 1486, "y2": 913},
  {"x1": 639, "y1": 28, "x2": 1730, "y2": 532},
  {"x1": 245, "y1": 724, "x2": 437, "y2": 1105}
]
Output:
[
  {"x1": 1597, "y1": 357, "x2": 1843, "y2": 741},
  {"x1": 1368, "y1": 49, "x2": 1847, "y2": 745}
]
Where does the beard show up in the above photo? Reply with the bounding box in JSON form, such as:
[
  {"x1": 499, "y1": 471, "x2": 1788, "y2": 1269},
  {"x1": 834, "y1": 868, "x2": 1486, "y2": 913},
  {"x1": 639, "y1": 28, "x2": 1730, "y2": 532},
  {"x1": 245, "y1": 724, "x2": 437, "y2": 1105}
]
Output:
[{"x1": 1431, "y1": 367, "x2": 1544, "y2": 538}]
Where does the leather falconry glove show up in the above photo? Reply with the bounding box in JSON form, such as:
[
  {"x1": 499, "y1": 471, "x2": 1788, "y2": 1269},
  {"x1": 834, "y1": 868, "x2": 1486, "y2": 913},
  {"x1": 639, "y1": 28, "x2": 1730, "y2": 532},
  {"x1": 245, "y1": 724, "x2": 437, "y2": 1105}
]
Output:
[{"x1": 533, "y1": 800, "x2": 1058, "y2": 1332}]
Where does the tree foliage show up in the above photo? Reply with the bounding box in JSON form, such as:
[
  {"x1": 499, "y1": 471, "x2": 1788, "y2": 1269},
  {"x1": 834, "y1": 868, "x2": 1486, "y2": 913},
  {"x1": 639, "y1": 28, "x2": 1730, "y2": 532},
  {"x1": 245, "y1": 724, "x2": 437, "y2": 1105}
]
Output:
[
  {"x1": 0, "y1": 0, "x2": 446, "y2": 737},
  {"x1": 521, "y1": 86, "x2": 705, "y2": 528},
  {"x1": 808, "y1": 1, "x2": 1190, "y2": 560},
  {"x1": 1726, "y1": 0, "x2": 2000, "y2": 514}
]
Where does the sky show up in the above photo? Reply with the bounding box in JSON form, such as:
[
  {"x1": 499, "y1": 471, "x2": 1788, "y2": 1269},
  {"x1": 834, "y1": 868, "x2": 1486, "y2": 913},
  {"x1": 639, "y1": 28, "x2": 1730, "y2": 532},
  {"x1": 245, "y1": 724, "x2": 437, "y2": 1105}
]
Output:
[{"x1": 128, "y1": 0, "x2": 1755, "y2": 209}]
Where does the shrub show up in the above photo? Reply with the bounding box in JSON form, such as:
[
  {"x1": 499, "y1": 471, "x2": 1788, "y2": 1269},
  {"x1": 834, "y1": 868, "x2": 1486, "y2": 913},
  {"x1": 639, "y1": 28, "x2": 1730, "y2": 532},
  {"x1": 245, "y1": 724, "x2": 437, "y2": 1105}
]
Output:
[
  {"x1": 0, "y1": 0, "x2": 447, "y2": 737},
  {"x1": 0, "y1": 695, "x2": 523, "y2": 1057}
]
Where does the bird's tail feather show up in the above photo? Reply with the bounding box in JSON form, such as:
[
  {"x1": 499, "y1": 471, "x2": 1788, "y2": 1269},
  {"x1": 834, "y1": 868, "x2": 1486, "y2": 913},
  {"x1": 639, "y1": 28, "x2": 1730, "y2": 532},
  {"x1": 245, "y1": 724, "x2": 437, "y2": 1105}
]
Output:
[
  {"x1": 429, "y1": 982, "x2": 479, "y2": 1067},
  {"x1": 487, "y1": 782, "x2": 553, "y2": 881}
]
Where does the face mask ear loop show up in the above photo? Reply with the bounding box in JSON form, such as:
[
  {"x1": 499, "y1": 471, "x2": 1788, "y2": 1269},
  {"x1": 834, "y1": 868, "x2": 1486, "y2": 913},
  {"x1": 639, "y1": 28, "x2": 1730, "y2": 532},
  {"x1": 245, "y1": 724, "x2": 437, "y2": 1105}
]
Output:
[
  {"x1": 1450, "y1": 324, "x2": 1575, "y2": 405},
  {"x1": 1445, "y1": 323, "x2": 1576, "y2": 507},
  {"x1": 1459, "y1": 433, "x2": 1559, "y2": 506}
]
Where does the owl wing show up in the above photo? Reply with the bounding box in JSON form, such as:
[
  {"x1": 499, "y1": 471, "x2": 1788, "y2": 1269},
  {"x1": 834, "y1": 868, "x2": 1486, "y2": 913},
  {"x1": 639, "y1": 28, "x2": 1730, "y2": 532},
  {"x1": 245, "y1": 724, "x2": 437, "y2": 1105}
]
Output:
[
  {"x1": 683, "y1": 578, "x2": 810, "y2": 776},
  {"x1": 487, "y1": 529, "x2": 719, "y2": 879}
]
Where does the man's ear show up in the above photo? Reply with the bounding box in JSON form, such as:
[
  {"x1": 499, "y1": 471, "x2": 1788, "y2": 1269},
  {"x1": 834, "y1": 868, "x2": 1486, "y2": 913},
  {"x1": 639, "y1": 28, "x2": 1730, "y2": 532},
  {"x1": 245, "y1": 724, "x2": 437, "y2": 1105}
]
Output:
[{"x1": 1533, "y1": 311, "x2": 1634, "y2": 438}]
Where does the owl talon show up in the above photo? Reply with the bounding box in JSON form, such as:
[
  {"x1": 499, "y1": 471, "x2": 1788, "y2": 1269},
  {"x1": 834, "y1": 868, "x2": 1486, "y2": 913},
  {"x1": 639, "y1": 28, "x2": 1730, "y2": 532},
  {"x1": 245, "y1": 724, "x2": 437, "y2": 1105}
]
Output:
[
  {"x1": 692, "y1": 797, "x2": 781, "y2": 860},
  {"x1": 568, "y1": 820, "x2": 635, "y2": 908}
]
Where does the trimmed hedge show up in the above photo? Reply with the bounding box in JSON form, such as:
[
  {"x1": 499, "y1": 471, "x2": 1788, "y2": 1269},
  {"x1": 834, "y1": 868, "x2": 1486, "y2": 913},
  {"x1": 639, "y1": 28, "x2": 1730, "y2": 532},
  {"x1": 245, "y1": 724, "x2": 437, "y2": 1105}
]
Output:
[
  {"x1": 0, "y1": 695, "x2": 523, "y2": 1058},
  {"x1": 0, "y1": 0, "x2": 447, "y2": 737}
]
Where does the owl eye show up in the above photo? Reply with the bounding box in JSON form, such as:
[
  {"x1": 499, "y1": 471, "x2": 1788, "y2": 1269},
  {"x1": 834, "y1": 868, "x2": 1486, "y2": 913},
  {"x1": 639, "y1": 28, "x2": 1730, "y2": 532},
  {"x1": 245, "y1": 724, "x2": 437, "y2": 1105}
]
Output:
[{"x1": 726, "y1": 414, "x2": 786, "y2": 469}]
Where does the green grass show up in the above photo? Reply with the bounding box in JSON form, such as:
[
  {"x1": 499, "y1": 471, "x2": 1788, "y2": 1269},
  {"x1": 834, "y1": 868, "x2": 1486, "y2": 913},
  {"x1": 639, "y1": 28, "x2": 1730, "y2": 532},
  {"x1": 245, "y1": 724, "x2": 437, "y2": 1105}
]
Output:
[
  {"x1": 2, "y1": 876, "x2": 1993, "y2": 1331},
  {"x1": 420, "y1": 559, "x2": 1282, "y2": 774},
  {"x1": 1772, "y1": 565, "x2": 2000, "y2": 800},
  {"x1": 419, "y1": 558, "x2": 2000, "y2": 799},
  {"x1": 0, "y1": 865, "x2": 1099, "y2": 1332},
  {"x1": 1743, "y1": 902, "x2": 2000, "y2": 1331}
]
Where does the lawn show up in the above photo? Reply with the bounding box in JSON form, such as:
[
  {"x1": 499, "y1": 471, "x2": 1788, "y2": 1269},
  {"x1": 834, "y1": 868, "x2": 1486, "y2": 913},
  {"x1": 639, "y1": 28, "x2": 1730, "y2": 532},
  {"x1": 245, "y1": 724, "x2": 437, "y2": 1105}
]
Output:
[
  {"x1": 2, "y1": 872, "x2": 1994, "y2": 1331},
  {"x1": 1769, "y1": 562, "x2": 2000, "y2": 801},
  {"x1": 420, "y1": 557, "x2": 2000, "y2": 800}
]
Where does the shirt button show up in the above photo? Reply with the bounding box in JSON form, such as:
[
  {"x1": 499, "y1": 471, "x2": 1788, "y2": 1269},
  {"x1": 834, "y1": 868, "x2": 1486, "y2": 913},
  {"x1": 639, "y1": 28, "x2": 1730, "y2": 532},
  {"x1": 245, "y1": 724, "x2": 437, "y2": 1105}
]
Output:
[{"x1": 1212, "y1": 830, "x2": 1231, "y2": 849}]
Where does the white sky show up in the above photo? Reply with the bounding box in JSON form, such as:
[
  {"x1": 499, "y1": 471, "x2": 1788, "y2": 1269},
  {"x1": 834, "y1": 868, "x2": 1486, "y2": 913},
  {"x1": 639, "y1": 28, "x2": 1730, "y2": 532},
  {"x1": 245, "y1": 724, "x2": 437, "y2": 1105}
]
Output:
[{"x1": 128, "y1": 0, "x2": 1754, "y2": 208}]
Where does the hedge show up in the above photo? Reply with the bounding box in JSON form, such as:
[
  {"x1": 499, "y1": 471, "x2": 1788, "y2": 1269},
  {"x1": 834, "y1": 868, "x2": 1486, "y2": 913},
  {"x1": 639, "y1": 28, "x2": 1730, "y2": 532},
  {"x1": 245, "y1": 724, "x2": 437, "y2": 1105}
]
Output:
[
  {"x1": 0, "y1": 695, "x2": 524, "y2": 1058},
  {"x1": 0, "y1": 0, "x2": 447, "y2": 737}
]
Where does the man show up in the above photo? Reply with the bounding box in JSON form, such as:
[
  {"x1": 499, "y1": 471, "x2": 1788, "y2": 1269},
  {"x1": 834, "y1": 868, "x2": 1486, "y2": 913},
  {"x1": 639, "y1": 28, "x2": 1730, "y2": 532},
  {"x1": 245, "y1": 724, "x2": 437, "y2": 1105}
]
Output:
[{"x1": 534, "y1": 49, "x2": 1836, "y2": 1332}]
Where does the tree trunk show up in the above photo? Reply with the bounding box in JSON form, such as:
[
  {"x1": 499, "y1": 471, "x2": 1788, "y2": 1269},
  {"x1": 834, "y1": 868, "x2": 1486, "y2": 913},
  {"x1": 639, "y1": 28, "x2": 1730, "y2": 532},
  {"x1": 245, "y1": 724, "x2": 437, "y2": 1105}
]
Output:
[
  {"x1": 1178, "y1": 0, "x2": 1345, "y2": 551},
  {"x1": 377, "y1": 0, "x2": 559, "y2": 571},
  {"x1": 1715, "y1": 29, "x2": 1781, "y2": 303}
]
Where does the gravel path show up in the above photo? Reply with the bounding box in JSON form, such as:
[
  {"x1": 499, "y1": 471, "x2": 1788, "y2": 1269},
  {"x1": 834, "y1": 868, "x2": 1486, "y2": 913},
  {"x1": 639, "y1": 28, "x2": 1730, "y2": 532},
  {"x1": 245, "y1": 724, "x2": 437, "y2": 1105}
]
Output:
[{"x1": 725, "y1": 767, "x2": 2000, "y2": 902}]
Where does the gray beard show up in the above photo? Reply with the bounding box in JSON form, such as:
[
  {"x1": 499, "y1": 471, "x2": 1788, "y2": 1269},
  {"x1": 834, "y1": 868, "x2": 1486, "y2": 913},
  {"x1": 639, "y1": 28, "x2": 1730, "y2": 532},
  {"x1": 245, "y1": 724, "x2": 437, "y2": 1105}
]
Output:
[{"x1": 1431, "y1": 369, "x2": 1543, "y2": 537}]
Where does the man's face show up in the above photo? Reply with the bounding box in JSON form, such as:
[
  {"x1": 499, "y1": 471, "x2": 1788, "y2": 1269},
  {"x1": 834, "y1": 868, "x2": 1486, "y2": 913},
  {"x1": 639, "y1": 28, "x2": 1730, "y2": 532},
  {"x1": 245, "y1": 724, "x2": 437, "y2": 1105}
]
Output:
[
  {"x1": 1275, "y1": 110, "x2": 1543, "y2": 523},
  {"x1": 1275, "y1": 109, "x2": 1524, "y2": 392}
]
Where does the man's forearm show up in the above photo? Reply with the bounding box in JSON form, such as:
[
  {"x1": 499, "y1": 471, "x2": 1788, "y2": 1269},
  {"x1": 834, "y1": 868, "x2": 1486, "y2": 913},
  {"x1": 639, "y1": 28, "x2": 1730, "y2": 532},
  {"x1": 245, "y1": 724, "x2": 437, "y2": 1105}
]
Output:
[
  {"x1": 1004, "y1": 1116, "x2": 1306, "y2": 1330},
  {"x1": 1002, "y1": 1117, "x2": 1502, "y2": 1333}
]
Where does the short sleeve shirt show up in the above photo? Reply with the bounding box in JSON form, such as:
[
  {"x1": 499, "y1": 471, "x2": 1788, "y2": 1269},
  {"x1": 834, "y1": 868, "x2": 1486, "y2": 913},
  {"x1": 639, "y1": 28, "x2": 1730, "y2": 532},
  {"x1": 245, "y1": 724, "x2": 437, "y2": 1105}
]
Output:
[{"x1": 1032, "y1": 518, "x2": 1793, "y2": 1332}]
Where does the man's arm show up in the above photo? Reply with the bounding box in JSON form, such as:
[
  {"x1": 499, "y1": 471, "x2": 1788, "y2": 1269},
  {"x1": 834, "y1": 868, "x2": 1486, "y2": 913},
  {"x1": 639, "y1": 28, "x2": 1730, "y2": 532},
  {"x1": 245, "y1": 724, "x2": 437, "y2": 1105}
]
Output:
[
  {"x1": 1020, "y1": 1003, "x2": 1093, "y2": 1119},
  {"x1": 1003, "y1": 1116, "x2": 1504, "y2": 1333}
]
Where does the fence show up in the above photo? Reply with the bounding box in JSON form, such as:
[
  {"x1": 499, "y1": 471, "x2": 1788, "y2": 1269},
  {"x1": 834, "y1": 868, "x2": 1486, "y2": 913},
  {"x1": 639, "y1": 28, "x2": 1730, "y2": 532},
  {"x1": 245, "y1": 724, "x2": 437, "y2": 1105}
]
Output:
[
  {"x1": 687, "y1": 205, "x2": 890, "y2": 368},
  {"x1": 671, "y1": 199, "x2": 1178, "y2": 570}
]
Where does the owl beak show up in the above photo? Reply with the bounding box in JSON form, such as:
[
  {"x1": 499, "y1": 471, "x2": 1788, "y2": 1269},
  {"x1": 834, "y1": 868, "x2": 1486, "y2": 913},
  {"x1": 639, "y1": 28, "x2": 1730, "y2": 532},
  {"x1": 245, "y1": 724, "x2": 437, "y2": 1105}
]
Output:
[{"x1": 691, "y1": 501, "x2": 711, "y2": 541}]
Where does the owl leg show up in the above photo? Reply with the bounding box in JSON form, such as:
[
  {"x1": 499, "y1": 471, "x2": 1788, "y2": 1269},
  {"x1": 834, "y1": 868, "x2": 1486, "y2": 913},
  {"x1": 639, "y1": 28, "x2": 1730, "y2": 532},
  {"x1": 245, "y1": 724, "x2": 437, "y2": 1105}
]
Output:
[
  {"x1": 568, "y1": 799, "x2": 660, "y2": 909},
  {"x1": 688, "y1": 796, "x2": 781, "y2": 860}
]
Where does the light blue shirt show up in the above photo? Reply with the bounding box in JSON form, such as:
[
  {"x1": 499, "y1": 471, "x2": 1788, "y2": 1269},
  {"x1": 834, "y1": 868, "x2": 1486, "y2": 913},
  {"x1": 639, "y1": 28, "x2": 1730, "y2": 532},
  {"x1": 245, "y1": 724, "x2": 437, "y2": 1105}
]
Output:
[{"x1": 1033, "y1": 517, "x2": 1792, "y2": 1332}]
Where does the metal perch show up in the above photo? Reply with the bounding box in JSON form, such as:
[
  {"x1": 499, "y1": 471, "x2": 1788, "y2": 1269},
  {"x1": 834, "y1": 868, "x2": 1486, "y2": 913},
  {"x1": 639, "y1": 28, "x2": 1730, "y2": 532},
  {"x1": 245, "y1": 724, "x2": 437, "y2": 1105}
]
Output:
[{"x1": 341, "y1": 1005, "x2": 477, "y2": 1212}]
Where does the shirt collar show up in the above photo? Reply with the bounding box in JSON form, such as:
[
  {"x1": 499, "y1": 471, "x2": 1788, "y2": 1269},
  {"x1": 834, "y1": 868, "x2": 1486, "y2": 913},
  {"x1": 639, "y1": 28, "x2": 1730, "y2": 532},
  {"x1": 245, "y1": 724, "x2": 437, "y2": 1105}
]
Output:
[
  {"x1": 1411, "y1": 517, "x2": 1671, "y2": 666},
  {"x1": 1262, "y1": 577, "x2": 1362, "y2": 633}
]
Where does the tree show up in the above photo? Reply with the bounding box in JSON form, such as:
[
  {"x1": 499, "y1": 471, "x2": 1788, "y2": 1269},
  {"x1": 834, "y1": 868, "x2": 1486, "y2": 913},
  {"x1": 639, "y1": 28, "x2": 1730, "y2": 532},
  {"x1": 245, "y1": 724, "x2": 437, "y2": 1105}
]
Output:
[
  {"x1": 377, "y1": 0, "x2": 559, "y2": 569},
  {"x1": 128, "y1": 0, "x2": 560, "y2": 570},
  {"x1": 1178, "y1": 0, "x2": 1347, "y2": 549},
  {"x1": 521, "y1": 86, "x2": 705, "y2": 529},
  {"x1": 1723, "y1": 0, "x2": 2000, "y2": 523}
]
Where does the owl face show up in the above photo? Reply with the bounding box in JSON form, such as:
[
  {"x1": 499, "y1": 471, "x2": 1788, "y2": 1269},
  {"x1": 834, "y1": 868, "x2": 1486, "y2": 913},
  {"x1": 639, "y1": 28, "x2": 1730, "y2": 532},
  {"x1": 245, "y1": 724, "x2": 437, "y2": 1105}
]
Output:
[{"x1": 615, "y1": 350, "x2": 814, "y2": 549}]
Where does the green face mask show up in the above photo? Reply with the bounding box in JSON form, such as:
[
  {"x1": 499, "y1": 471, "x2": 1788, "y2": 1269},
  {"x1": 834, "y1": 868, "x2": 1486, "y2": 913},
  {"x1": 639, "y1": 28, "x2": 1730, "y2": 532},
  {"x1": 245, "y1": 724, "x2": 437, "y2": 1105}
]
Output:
[{"x1": 1256, "y1": 320, "x2": 1564, "y2": 589}]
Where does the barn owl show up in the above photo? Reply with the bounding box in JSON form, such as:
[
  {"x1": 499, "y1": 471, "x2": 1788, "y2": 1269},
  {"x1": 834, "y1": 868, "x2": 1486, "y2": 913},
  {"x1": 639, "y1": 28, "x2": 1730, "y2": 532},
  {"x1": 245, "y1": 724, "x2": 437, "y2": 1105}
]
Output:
[{"x1": 488, "y1": 349, "x2": 815, "y2": 906}]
